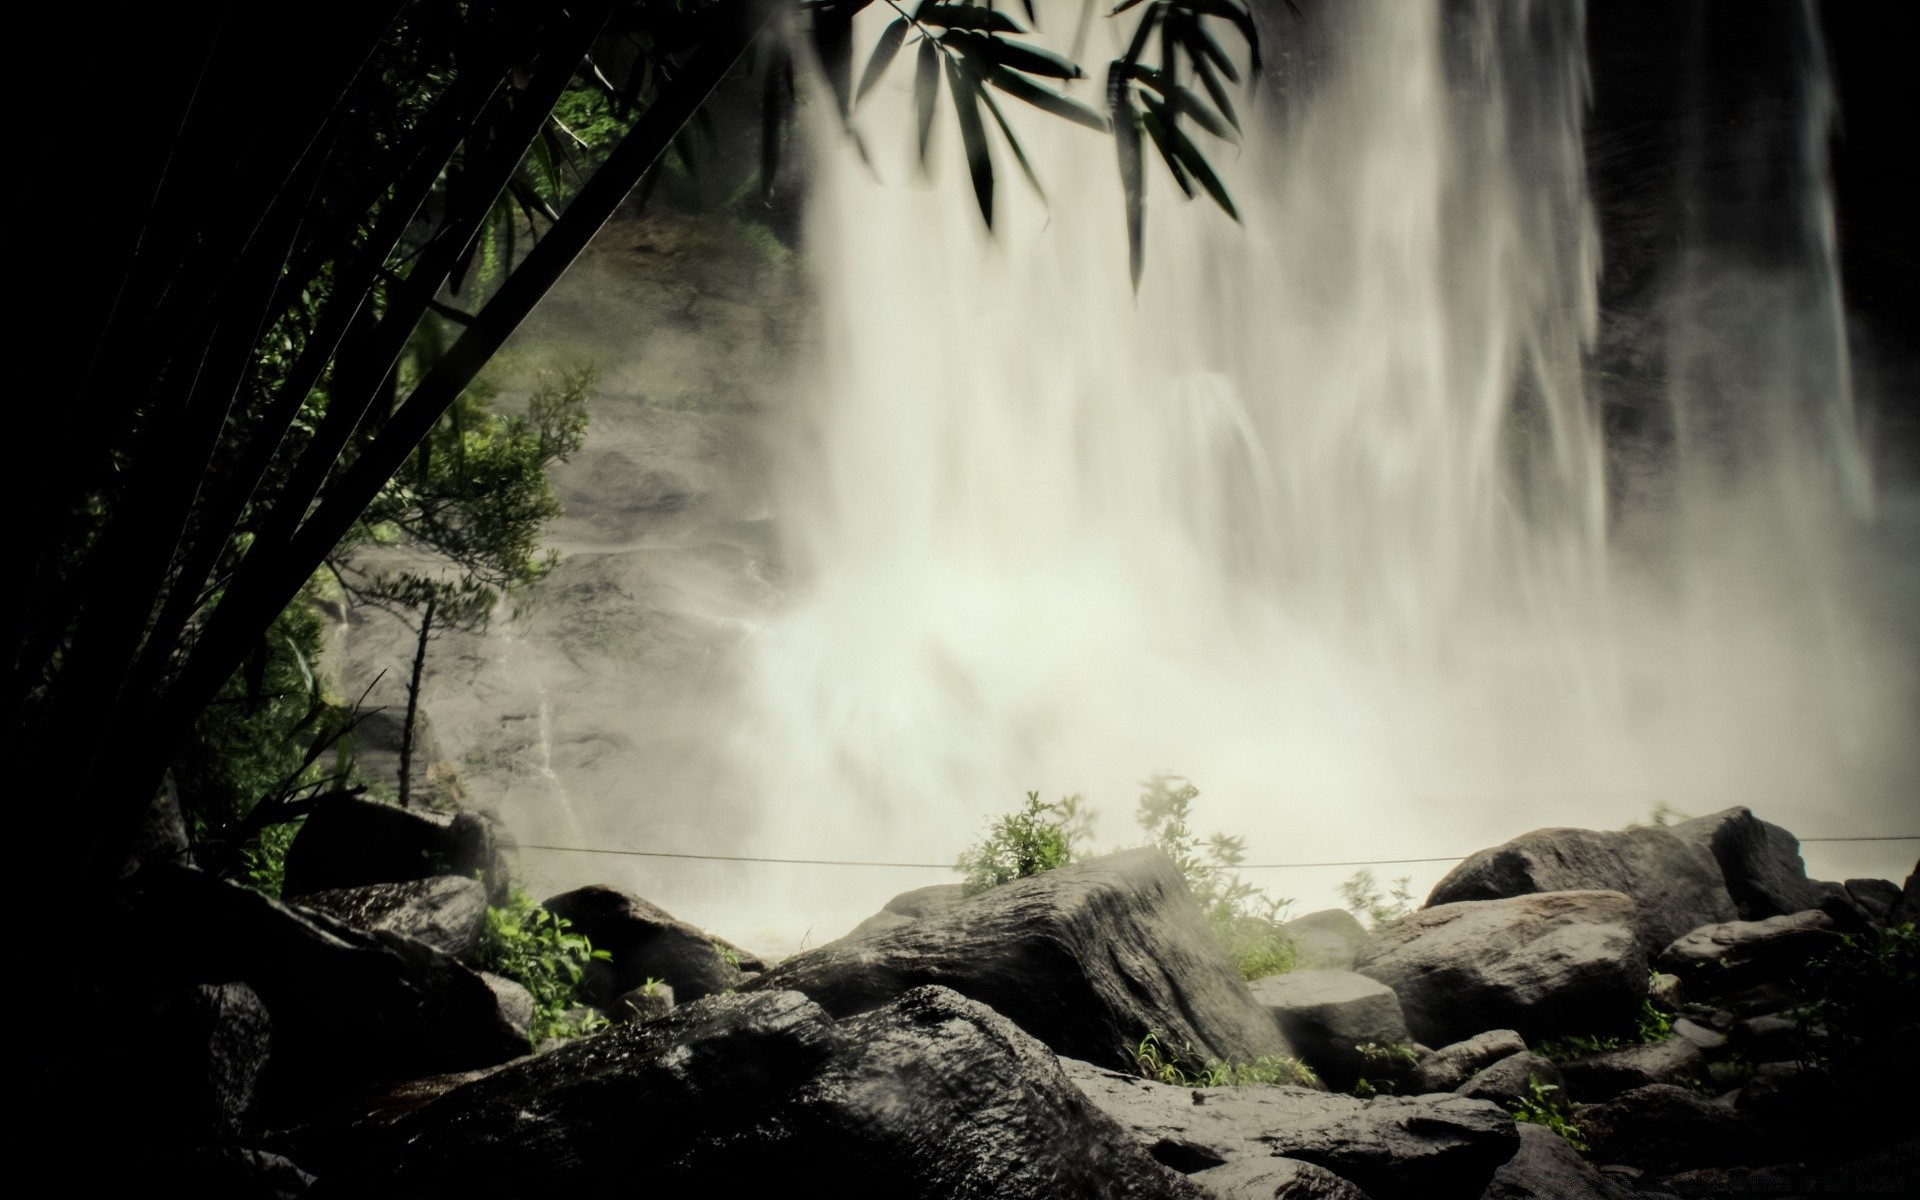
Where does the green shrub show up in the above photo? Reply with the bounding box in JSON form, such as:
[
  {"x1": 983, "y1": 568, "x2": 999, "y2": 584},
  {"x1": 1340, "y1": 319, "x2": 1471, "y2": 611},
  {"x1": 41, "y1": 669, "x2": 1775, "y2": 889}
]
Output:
[
  {"x1": 1792, "y1": 921, "x2": 1917, "y2": 1073},
  {"x1": 1130, "y1": 1030, "x2": 1320, "y2": 1089},
  {"x1": 1349, "y1": 1040, "x2": 1422, "y2": 1097},
  {"x1": 1537, "y1": 991, "x2": 1675, "y2": 1062},
  {"x1": 1338, "y1": 868, "x2": 1415, "y2": 929},
  {"x1": 957, "y1": 791, "x2": 1087, "y2": 896},
  {"x1": 1511, "y1": 1076, "x2": 1588, "y2": 1151},
  {"x1": 473, "y1": 886, "x2": 611, "y2": 1043},
  {"x1": 239, "y1": 818, "x2": 303, "y2": 899},
  {"x1": 1135, "y1": 775, "x2": 1296, "y2": 980}
]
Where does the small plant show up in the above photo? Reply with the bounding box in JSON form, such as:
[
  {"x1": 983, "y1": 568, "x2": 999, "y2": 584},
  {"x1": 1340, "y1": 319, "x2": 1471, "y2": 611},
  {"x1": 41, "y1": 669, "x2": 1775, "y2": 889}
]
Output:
[
  {"x1": 1130, "y1": 1030, "x2": 1319, "y2": 1089},
  {"x1": 239, "y1": 818, "x2": 303, "y2": 899},
  {"x1": 1135, "y1": 775, "x2": 1296, "y2": 979},
  {"x1": 473, "y1": 886, "x2": 611, "y2": 1043},
  {"x1": 1537, "y1": 994, "x2": 1676, "y2": 1062},
  {"x1": 1791, "y1": 922, "x2": 1917, "y2": 1074},
  {"x1": 956, "y1": 791, "x2": 1084, "y2": 896},
  {"x1": 1510, "y1": 1077, "x2": 1588, "y2": 1152},
  {"x1": 713, "y1": 939, "x2": 742, "y2": 971},
  {"x1": 1338, "y1": 868, "x2": 1415, "y2": 929}
]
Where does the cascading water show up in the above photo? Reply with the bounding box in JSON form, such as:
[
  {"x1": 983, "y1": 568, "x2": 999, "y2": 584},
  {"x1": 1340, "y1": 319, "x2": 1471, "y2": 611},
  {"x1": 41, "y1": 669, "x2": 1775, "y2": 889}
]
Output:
[{"x1": 703, "y1": 0, "x2": 1913, "y2": 944}]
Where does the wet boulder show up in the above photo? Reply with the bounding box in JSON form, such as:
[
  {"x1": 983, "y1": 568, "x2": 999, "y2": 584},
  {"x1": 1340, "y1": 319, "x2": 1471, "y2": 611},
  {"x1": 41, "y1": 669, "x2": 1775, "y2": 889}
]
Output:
[
  {"x1": 541, "y1": 884, "x2": 742, "y2": 1006},
  {"x1": 845, "y1": 882, "x2": 968, "y2": 940},
  {"x1": 1354, "y1": 891, "x2": 1647, "y2": 1048},
  {"x1": 1558, "y1": 1037, "x2": 1708, "y2": 1102},
  {"x1": 105, "y1": 982, "x2": 273, "y2": 1142},
  {"x1": 1280, "y1": 909, "x2": 1370, "y2": 971},
  {"x1": 478, "y1": 972, "x2": 535, "y2": 1040},
  {"x1": 1248, "y1": 969, "x2": 1409, "y2": 1091},
  {"x1": 328, "y1": 987, "x2": 1206, "y2": 1200},
  {"x1": 1573, "y1": 1083, "x2": 1760, "y2": 1174},
  {"x1": 1844, "y1": 878, "x2": 1903, "y2": 925},
  {"x1": 281, "y1": 795, "x2": 508, "y2": 903},
  {"x1": 1455, "y1": 1051, "x2": 1564, "y2": 1108},
  {"x1": 749, "y1": 849, "x2": 1292, "y2": 1071},
  {"x1": 1061, "y1": 1057, "x2": 1518, "y2": 1200},
  {"x1": 1424, "y1": 826, "x2": 1734, "y2": 953},
  {"x1": 1480, "y1": 1123, "x2": 1626, "y2": 1200},
  {"x1": 1411, "y1": 1029, "x2": 1528, "y2": 1093},
  {"x1": 1655, "y1": 909, "x2": 1842, "y2": 992},
  {"x1": 292, "y1": 876, "x2": 489, "y2": 960},
  {"x1": 1192, "y1": 1158, "x2": 1370, "y2": 1199},
  {"x1": 1670, "y1": 807, "x2": 1822, "y2": 920}
]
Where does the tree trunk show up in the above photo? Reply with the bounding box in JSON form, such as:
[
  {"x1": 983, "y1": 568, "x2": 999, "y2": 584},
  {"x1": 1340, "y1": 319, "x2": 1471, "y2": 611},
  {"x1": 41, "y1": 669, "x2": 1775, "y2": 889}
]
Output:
[{"x1": 399, "y1": 594, "x2": 436, "y2": 808}]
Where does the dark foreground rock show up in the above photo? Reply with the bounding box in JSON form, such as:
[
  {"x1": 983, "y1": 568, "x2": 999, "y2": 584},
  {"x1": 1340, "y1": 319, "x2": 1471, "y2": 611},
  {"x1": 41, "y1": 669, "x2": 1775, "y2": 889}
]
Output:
[
  {"x1": 292, "y1": 876, "x2": 489, "y2": 960},
  {"x1": 1574, "y1": 1083, "x2": 1759, "y2": 1174},
  {"x1": 1248, "y1": 969, "x2": 1409, "y2": 1091},
  {"x1": 1656, "y1": 909, "x2": 1843, "y2": 992},
  {"x1": 1423, "y1": 826, "x2": 1734, "y2": 952},
  {"x1": 750, "y1": 848, "x2": 1292, "y2": 1070},
  {"x1": 103, "y1": 982, "x2": 274, "y2": 1142},
  {"x1": 1480, "y1": 1124, "x2": 1625, "y2": 1200},
  {"x1": 1669, "y1": 806, "x2": 1822, "y2": 920},
  {"x1": 542, "y1": 884, "x2": 743, "y2": 1006},
  {"x1": 1060, "y1": 1057, "x2": 1518, "y2": 1200},
  {"x1": 1354, "y1": 891, "x2": 1647, "y2": 1047},
  {"x1": 281, "y1": 795, "x2": 508, "y2": 903},
  {"x1": 1559, "y1": 1037, "x2": 1709, "y2": 1102},
  {"x1": 319, "y1": 987, "x2": 1205, "y2": 1200}
]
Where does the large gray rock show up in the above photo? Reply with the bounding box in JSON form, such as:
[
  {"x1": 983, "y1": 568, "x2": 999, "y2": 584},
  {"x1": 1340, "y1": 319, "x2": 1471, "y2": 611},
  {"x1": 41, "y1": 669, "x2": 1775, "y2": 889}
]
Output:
[
  {"x1": 1670, "y1": 807, "x2": 1822, "y2": 920},
  {"x1": 1655, "y1": 909, "x2": 1843, "y2": 992},
  {"x1": 1455, "y1": 1051, "x2": 1563, "y2": 1108},
  {"x1": 1844, "y1": 878, "x2": 1903, "y2": 925},
  {"x1": 1280, "y1": 909, "x2": 1370, "y2": 971},
  {"x1": 1424, "y1": 826, "x2": 1734, "y2": 953},
  {"x1": 282, "y1": 795, "x2": 508, "y2": 903},
  {"x1": 478, "y1": 972, "x2": 535, "y2": 1040},
  {"x1": 122, "y1": 865, "x2": 528, "y2": 1103},
  {"x1": 749, "y1": 849, "x2": 1292, "y2": 1071},
  {"x1": 293, "y1": 876, "x2": 489, "y2": 959},
  {"x1": 1354, "y1": 891, "x2": 1648, "y2": 1047},
  {"x1": 1480, "y1": 1123, "x2": 1626, "y2": 1200},
  {"x1": 330, "y1": 988, "x2": 1206, "y2": 1199},
  {"x1": 1061, "y1": 1057, "x2": 1519, "y2": 1200},
  {"x1": 1248, "y1": 969, "x2": 1409, "y2": 1091},
  {"x1": 1192, "y1": 1158, "x2": 1370, "y2": 1200},
  {"x1": 1411, "y1": 1030, "x2": 1528, "y2": 1093},
  {"x1": 542, "y1": 884, "x2": 743, "y2": 1006},
  {"x1": 1574, "y1": 1083, "x2": 1760, "y2": 1173},
  {"x1": 1559, "y1": 1037, "x2": 1708, "y2": 1102}
]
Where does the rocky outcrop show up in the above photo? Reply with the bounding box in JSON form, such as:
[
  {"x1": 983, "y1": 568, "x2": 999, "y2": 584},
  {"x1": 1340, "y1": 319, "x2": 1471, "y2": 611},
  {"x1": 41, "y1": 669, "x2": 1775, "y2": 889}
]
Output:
[
  {"x1": 1248, "y1": 969, "x2": 1409, "y2": 1091},
  {"x1": 1354, "y1": 891, "x2": 1647, "y2": 1047},
  {"x1": 1656, "y1": 909, "x2": 1843, "y2": 990},
  {"x1": 281, "y1": 795, "x2": 507, "y2": 903},
  {"x1": 327, "y1": 987, "x2": 1206, "y2": 1199},
  {"x1": 1573, "y1": 1083, "x2": 1758, "y2": 1174},
  {"x1": 1060, "y1": 1056, "x2": 1519, "y2": 1200},
  {"x1": 749, "y1": 849, "x2": 1292, "y2": 1071},
  {"x1": 1424, "y1": 826, "x2": 1734, "y2": 953},
  {"x1": 292, "y1": 877, "x2": 489, "y2": 959},
  {"x1": 846, "y1": 882, "x2": 968, "y2": 940},
  {"x1": 1669, "y1": 807, "x2": 1822, "y2": 920},
  {"x1": 1455, "y1": 1051, "x2": 1563, "y2": 1108},
  {"x1": 1558, "y1": 1037, "x2": 1708, "y2": 1102},
  {"x1": 541, "y1": 884, "x2": 743, "y2": 1006},
  {"x1": 1279, "y1": 909, "x2": 1370, "y2": 971},
  {"x1": 1480, "y1": 1124, "x2": 1625, "y2": 1200},
  {"x1": 1411, "y1": 1029, "x2": 1528, "y2": 1093}
]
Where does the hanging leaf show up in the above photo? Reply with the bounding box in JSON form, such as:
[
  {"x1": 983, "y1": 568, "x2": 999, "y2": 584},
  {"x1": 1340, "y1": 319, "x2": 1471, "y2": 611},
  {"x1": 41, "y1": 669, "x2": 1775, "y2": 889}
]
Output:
[
  {"x1": 815, "y1": 6, "x2": 856, "y2": 118},
  {"x1": 979, "y1": 61, "x2": 1109, "y2": 131},
  {"x1": 1152, "y1": 97, "x2": 1238, "y2": 220},
  {"x1": 1183, "y1": 0, "x2": 1261, "y2": 72},
  {"x1": 915, "y1": 37, "x2": 941, "y2": 167},
  {"x1": 1126, "y1": 64, "x2": 1237, "y2": 143},
  {"x1": 1140, "y1": 100, "x2": 1196, "y2": 198},
  {"x1": 920, "y1": 4, "x2": 1025, "y2": 33},
  {"x1": 761, "y1": 46, "x2": 793, "y2": 202},
  {"x1": 981, "y1": 87, "x2": 1047, "y2": 204},
  {"x1": 1108, "y1": 64, "x2": 1145, "y2": 289},
  {"x1": 942, "y1": 29, "x2": 1082, "y2": 79},
  {"x1": 946, "y1": 57, "x2": 995, "y2": 228},
  {"x1": 1121, "y1": 0, "x2": 1164, "y2": 65},
  {"x1": 1190, "y1": 49, "x2": 1240, "y2": 132},
  {"x1": 856, "y1": 18, "x2": 910, "y2": 104}
]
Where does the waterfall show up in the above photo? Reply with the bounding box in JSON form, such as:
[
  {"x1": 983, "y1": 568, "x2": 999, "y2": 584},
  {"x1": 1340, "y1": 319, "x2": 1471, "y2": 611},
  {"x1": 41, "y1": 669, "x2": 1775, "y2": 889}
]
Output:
[{"x1": 712, "y1": 0, "x2": 1908, "y2": 942}]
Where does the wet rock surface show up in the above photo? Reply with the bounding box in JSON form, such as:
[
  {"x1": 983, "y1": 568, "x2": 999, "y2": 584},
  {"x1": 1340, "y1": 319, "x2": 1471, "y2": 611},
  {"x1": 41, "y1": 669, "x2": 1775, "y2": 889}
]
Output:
[
  {"x1": 1655, "y1": 909, "x2": 1842, "y2": 990},
  {"x1": 1411, "y1": 1029, "x2": 1529, "y2": 1093},
  {"x1": 1248, "y1": 969, "x2": 1409, "y2": 1091},
  {"x1": 749, "y1": 849, "x2": 1293, "y2": 1070},
  {"x1": 1480, "y1": 1123, "x2": 1626, "y2": 1200},
  {"x1": 281, "y1": 795, "x2": 508, "y2": 903},
  {"x1": 292, "y1": 876, "x2": 489, "y2": 960},
  {"x1": 542, "y1": 883, "x2": 745, "y2": 1005},
  {"x1": 1454, "y1": 1050, "x2": 1564, "y2": 1108},
  {"x1": 1354, "y1": 891, "x2": 1647, "y2": 1047},
  {"x1": 1668, "y1": 807, "x2": 1822, "y2": 921},
  {"x1": 1559, "y1": 1037, "x2": 1709, "y2": 1102}
]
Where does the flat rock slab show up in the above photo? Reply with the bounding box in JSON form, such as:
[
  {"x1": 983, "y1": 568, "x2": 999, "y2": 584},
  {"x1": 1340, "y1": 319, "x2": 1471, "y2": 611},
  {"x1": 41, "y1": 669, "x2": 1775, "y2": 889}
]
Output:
[
  {"x1": 1425, "y1": 826, "x2": 1734, "y2": 953},
  {"x1": 1656, "y1": 909, "x2": 1842, "y2": 993},
  {"x1": 1669, "y1": 807, "x2": 1821, "y2": 920},
  {"x1": 1413, "y1": 1030, "x2": 1528, "y2": 1093},
  {"x1": 324, "y1": 987, "x2": 1206, "y2": 1200},
  {"x1": 1355, "y1": 891, "x2": 1648, "y2": 1048},
  {"x1": 1248, "y1": 969, "x2": 1409, "y2": 1091},
  {"x1": 1060, "y1": 1057, "x2": 1518, "y2": 1200},
  {"x1": 293, "y1": 876, "x2": 489, "y2": 960},
  {"x1": 542, "y1": 884, "x2": 743, "y2": 1005},
  {"x1": 749, "y1": 848, "x2": 1291, "y2": 1071},
  {"x1": 1560, "y1": 1037, "x2": 1708, "y2": 1102}
]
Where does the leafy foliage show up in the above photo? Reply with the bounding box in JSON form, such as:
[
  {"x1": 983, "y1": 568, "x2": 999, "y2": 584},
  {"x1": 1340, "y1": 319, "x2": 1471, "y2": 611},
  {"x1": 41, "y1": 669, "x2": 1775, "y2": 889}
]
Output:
[
  {"x1": 474, "y1": 886, "x2": 612, "y2": 1044},
  {"x1": 1510, "y1": 1076, "x2": 1588, "y2": 1152},
  {"x1": 1792, "y1": 921, "x2": 1918, "y2": 1074},
  {"x1": 1130, "y1": 1030, "x2": 1318, "y2": 1088},
  {"x1": 1536, "y1": 992, "x2": 1675, "y2": 1062},
  {"x1": 1135, "y1": 775, "x2": 1295, "y2": 980},
  {"x1": 240, "y1": 818, "x2": 304, "y2": 900},
  {"x1": 956, "y1": 790, "x2": 1086, "y2": 895},
  {"x1": 1338, "y1": 868, "x2": 1415, "y2": 929},
  {"x1": 1349, "y1": 1040, "x2": 1421, "y2": 1098}
]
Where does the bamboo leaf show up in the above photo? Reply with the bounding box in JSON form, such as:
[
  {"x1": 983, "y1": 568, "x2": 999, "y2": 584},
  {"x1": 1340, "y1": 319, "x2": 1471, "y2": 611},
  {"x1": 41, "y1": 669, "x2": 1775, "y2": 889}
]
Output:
[
  {"x1": 1108, "y1": 65, "x2": 1145, "y2": 289},
  {"x1": 761, "y1": 47, "x2": 792, "y2": 202},
  {"x1": 980, "y1": 61, "x2": 1110, "y2": 131},
  {"x1": 1183, "y1": 0, "x2": 1260, "y2": 72},
  {"x1": 943, "y1": 29, "x2": 1082, "y2": 79},
  {"x1": 1154, "y1": 97, "x2": 1238, "y2": 220},
  {"x1": 915, "y1": 37, "x2": 941, "y2": 167},
  {"x1": 920, "y1": 3, "x2": 1025, "y2": 33},
  {"x1": 1122, "y1": 0, "x2": 1164, "y2": 65},
  {"x1": 980, "y1": 87, "x2": 1046, "y2": 204},
  {"x1": 1126, "y1": 64, "x2": 1237, "y2": 142},
  {"x1": 856, "y1": 18, "x2": 910, "y2": 104},
  {"x1": 947, "y1": 57, "x2": 995, "y2": 227},
  {"x1": 1140, "y1": 100, "x2": 1196, "y2": 198},
  {"x1": 816, "y1": 7, "x2": 856, "y2": 118},
  {"x1": 1191, "y1": 49, "x2": 1239, "y2": 132}
]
